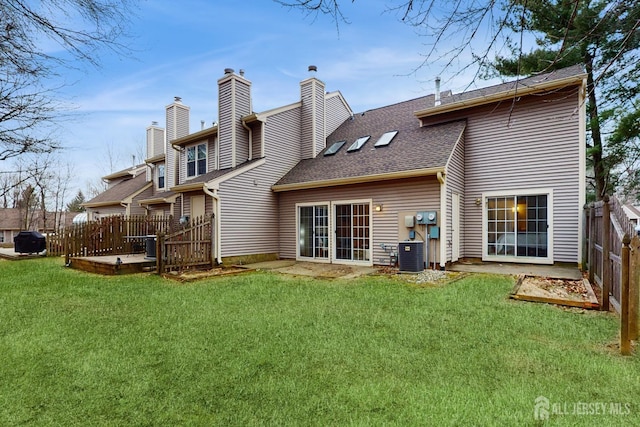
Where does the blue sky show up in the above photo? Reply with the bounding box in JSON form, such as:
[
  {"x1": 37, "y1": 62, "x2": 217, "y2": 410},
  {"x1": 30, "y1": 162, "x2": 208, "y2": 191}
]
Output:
[{"x1": 57, "y1": 0, "x2": 504, "y2": 194}]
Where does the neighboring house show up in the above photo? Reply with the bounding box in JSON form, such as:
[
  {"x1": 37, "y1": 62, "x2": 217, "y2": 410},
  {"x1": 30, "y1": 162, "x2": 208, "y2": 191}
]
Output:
[
  {"x1": 0, "y1": 208, "x2": 73, "y2": 243},
  {"x1": 623, "y1": 204, "x2": 640, "y2": 227},
  {"x1": 83, "y1": 164, "x2": 152, "y2": 220},
  {"x1": 91, "y1": 64, "x2": 587, "y2": 268}
]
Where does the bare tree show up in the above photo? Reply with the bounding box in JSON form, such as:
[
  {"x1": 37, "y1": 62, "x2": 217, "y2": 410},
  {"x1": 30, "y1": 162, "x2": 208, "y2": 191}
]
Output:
[
  {"x1": 276, "y1": 0, "x2": 640, "y2": 201},
  {"x1": 0, "y1": 0, "x2": 138, "y2": 162}
]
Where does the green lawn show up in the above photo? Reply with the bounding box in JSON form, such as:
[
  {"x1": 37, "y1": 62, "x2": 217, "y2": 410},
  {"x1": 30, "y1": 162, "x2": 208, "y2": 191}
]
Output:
[{"x1": 0, "y1": 258, "x2": 638, "y2": 426}]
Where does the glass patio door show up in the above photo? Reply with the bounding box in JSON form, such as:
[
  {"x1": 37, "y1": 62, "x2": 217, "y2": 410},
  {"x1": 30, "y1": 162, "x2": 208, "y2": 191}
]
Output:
[
  {"x1": 334, "y1": 203, "x2": 370, "y2": 262},
  {"x1": 486, "y1": 194, "x2": 548, "y2": 259},
  {"x1": 298, "y1": 205, "x2": 329, "y2": 259}
]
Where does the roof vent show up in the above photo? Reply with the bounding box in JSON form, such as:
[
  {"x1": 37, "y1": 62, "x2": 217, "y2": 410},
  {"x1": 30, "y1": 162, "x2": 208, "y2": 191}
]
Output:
[
  {"x1": 435, "y1": 76, "x2": 441, "y2": 106},
  {"x1": 224, "y1": 68, "x2": 234, "y2": 75}
]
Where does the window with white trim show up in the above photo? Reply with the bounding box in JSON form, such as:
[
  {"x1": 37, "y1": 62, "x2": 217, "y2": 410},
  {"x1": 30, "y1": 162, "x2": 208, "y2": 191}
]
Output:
[
  {"x1": 298, "y1": 204, "x2": 329, "y2": 259},
  {"x1": 485, "y1": 193, "x2": 550, "y2": 260},
  {"x1": 187, "y1": 143, "x2": 207, "y2": 177},
  {"x1": 157, "y1": 164, "x2": 165, "y2": 189}
]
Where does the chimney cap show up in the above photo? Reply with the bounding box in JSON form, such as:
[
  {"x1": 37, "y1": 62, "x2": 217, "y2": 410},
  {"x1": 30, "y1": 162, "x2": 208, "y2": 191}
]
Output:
[
  {"x1": 151, "y1": 121, "x2": 158, "y2": 126},
  {"x1": 239, "y1": 69, "x2": 245, "y2": 76},
  {"x1": 308, "y1": 65, "x2": 318, "y2": 73},
  {"x1": 174, "y1": 96, "x2": 182, "y2": 103},
  {"x1": 224, "y1": 68, "x2": 234, "y2": 75}
]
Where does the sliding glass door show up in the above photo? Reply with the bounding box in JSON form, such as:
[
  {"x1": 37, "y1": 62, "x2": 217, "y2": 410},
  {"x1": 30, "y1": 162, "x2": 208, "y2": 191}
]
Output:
[
  {"x1": 298, "y1": 205, "x2": 329, "y2": 259},
  {"x1": 486, "y1": 192, "x2": 550, "y2": 261},
  {"x1": 335, "y1": 202, "x2": 370, "y2": 262}
]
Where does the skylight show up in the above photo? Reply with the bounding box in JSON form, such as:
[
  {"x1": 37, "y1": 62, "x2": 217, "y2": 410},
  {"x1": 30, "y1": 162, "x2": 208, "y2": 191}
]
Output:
[
  {"x1": 374, "y1": 130, "x2": 399, "y2": 147},
  {"x1": 324, "y1": 140, "x2": 346, "y2": 156},
  {"x1": 347, "y1": 136, "x2": 370, "y2": 152}
]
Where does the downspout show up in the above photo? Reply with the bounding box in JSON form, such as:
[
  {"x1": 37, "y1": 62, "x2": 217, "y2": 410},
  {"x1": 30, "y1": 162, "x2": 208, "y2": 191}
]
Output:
[
  {"x1": 242, "y1": 120, "x2": 253, "y2": 161},
  {"x1": 203, "y1": 185, "x2": 222, "y2": 264},
  {"x1": 437, "y1": 171, "x2": 446, "y2": 270}
]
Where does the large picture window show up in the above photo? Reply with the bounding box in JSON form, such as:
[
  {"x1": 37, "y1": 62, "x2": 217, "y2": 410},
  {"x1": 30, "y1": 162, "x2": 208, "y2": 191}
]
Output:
[
  {"x1": 484, "y1": 190, "x2": 552, "y2": 263},
  {"x1": 187, "y1": 143, "x2": 207, "y2": 177}
]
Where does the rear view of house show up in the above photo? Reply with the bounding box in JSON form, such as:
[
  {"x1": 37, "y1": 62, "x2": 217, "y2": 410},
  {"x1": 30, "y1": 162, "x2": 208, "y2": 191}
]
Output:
[{"x1": 89, "y1": 64, "x2": 587, "y2": 270}]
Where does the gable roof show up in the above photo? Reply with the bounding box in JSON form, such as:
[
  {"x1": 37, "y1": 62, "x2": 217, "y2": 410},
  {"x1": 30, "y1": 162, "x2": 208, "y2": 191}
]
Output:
[
  {"x1": 84, "y1": 173, "x2": 151, "y2": 208},
  {"x1": 415, "y1": 64, "x2": 586, "y2": 119},
  {"x1": 273, "y1": 95, "x2": 466, "y2": 192},
  {"x1": 623, "y1": 204, "x2": 640, "y2": 221},
  {"x1": 101, "y1": 164, "x2": 147, "y2": 181}
]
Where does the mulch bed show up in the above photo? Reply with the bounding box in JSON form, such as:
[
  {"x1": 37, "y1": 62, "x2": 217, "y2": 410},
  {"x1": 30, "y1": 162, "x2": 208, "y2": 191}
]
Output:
[{"x1": 510, "y1": 274, "x2": 600, "y2": 309}]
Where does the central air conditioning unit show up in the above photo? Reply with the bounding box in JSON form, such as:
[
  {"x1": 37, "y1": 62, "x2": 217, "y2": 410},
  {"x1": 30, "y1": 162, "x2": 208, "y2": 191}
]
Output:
[{"x1": 398, "y1": 241, "x2": 424, "y2": 272}]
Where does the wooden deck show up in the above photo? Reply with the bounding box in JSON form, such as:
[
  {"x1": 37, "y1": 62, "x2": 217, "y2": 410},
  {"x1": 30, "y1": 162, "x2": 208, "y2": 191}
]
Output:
[
  {"x1": 0, "y1": 247, "x2": 45, "y2": 260},
  {"x1": 69, "y1": 254, "x2": 156, "y2": 275}
]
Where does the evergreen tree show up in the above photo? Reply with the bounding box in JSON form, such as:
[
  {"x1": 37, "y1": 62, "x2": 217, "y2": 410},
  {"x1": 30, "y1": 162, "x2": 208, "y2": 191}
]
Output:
[
  {"x1": 485, "y1": 0, "x2": 640, "y2": 200},
  {"x1": 66, "y1": 190, "x2": 86, "y2": 212}
]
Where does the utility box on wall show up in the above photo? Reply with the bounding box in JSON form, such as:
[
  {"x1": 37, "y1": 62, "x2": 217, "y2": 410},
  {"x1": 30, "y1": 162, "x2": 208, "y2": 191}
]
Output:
[
  {"x1": 416, "y1": 211, "x2": 437, "y2": 225},
  {"x1": 398, "y1": 241, "x2": 424, "y2": 272}
]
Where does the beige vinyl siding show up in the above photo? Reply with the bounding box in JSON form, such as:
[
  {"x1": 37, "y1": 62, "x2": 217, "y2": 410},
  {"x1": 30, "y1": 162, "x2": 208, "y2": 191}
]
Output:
[
  {"x1": 325, "y1": 93, "x2": 351, "y2": 136},
  {"x1": 218, "y1": 82, "x2": 233, "y2": 169},
  {"x1": 92, "y1": 206, "x2": 125, "y2": 217},
  {"x1": 218, "y1": 75, "x2": 251, "y2": 169},
  {"x1": 146, "y1": 126, "x2": 165, "y2": 158},
  {"x1": 234, "y1": 79, "x2": 252, "y2": 165},
  {"x1": 300, "y1": 79, "x2": 326, "y2": 159},
  {"x1": 165, "y1": 102, "x2": 189, "y2": 189},
  {"x1": 453, "y1": 88, "x2": 582, "y2": 262},
  {"x1": 182, "y1": 191, "x2": 212, "y2": 219},
  {"x1": 314, "y1": 81, "x2": 326, "y2": 157},
  {"x1": 209, "y1": 136, "x2": 217, "y2": 173},
  {"x1": 215, "y1": 107, "x2": 303, "y2": 258},
  {"x1": 131, "y1": 186, "x2": 154, "y2": 215},
  {"x1": 218, "y1": 167, "x2": 280, "y2": 257},
  {"x1": 250, "y1": 121, "x2": 263, "y2": 160},
  {"x1": 278, "y1": 177, "x2": 441, "y2": 264},
  {"x1": 444, "y1": 132, "x2": 465, "y2": 262}
]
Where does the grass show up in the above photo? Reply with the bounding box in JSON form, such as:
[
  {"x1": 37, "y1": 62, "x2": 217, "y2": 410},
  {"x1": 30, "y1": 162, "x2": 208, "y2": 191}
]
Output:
[{"x1": 0, "y1": 258, "x2": 638, "y2": 426}]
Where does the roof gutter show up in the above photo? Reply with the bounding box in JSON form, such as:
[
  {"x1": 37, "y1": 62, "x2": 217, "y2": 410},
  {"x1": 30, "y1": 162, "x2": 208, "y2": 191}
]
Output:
[{"x1": 272, "y1": 166, "x2": 445, "y2": 192}]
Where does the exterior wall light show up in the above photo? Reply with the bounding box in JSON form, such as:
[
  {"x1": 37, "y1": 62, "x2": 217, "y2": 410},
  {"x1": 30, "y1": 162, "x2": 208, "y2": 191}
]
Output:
[
  {"x1": 374, "y1": 204, "x2": 383, "y2": 212},
  {"x1": 475, "y1": 198, "x2": 482, "y2": 206}
]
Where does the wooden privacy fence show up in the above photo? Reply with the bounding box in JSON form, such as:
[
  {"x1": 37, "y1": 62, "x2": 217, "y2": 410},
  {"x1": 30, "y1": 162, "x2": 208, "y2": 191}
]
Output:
[
  {"x1": 156, "y1": 215, "x2": 214, "y2": 273},
  {"x1": 47, "y1": 215, "x2": 174, "y2": 261},
  {"x1": 584, "y1": 195, "x2": 639, "y2": 355}
]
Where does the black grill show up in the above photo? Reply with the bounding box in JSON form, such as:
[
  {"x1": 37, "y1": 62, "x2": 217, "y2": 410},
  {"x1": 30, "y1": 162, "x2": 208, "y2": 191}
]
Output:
[{"x1": 14, "y1": 231, "x2": 46, "y2": 254}]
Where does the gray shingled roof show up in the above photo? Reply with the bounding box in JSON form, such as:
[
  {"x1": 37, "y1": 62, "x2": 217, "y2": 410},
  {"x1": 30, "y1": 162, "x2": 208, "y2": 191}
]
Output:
[
  {"x1": 275, "y1": 95, "x2": 466, "y2": 187},
  {"x1": 85, "y1": 173, "x2": 149, "y2": 205},
  {"x1": 172, "y1": 158, "x2": 264, "y2": 189},
  {"x1": 439, "y1": 64, "x2": 585, "y2": 106}
]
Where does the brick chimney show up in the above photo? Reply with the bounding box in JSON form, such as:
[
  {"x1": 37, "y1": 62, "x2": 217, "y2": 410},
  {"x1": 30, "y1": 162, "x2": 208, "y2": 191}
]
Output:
[
  {"x1": 218, "y1": 68, "x2": 252, "y2": 169},
  {"x1": 300, "y1": 65, "x2": 326, "y2": 159}
]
